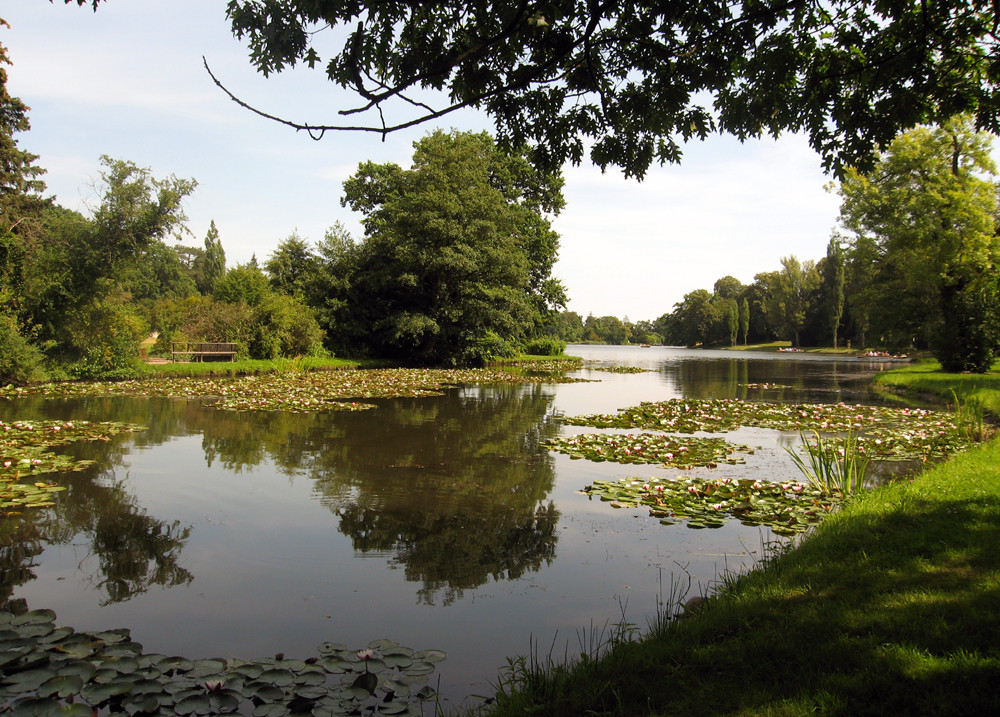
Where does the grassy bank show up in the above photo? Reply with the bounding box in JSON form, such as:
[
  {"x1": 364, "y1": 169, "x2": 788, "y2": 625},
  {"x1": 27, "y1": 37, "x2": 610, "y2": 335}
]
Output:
[
  {"x1": 875, "y1": 358, "x2": 1000, "y2": 416},
  {"x1": 136, "y1": 354, "x2": 580, "y2": 379},
  {"x1": 479, "y1": 365, "x2": 1000, "y2": 716},
  {"x1": 138, "y1": 356, "x2": 369, "y2": 378}
]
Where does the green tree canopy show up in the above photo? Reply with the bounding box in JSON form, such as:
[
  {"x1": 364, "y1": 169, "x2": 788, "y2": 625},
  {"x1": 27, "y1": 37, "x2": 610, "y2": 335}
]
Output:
[
  {"x1": 759, "y1": 256, "x2": 820, "y2": 348},
  {"x1": 838, "y1": 116, "x2": 1000, "y2": 370},
  {"x1": 340, "y1": 129, "x2": 565, "y2": 365},
  {"x1": 199, "y1": 219, "x2": 226, "y2": 294},
  {"x1": 218, "y1": 1, "x2": 1000, "y2": 177},
  {"x1": 264, "y1": 231, "x2": 319, "y2": 299},
  {"x1": 823, "y1": 238, "x2": 846, "y2": 349}
]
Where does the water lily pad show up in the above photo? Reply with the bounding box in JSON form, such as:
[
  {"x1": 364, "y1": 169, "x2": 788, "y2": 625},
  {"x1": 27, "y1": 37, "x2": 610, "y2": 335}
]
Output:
[
  {"x1": 158, "y1": 655, "x2": 194, "y2": 673},
  {"x1": 4, "y1": 667, "x2": 57, "y2": 692},
  {"x1": 11, "y1": 610, "x2": 56, "y2": 626},
  {"x1": 174, "y1": 693, "x2": 213, "y2": 715},
  {"x1": 316, "y1": 642, "x2": 348, "y2": 656},
  {"x1": 245, "y1": 682, "x2": 285, "y2": 702},
  {"x1": 257, "y1": 668, "x2": 294, "y2": 687},
  {"x1": 414, "y1": 649, "x2": 447, "y2": 663},
  {"x1": 232, "y1": 662, "x2": 264, "y2": 680},
  {"x1": 187, "y1": 657, "x2": 227, "y2": 677},
  {"x1": 36, "y1": 673, "x2": 83, "y2": 699},
  {"x1": 382, "y1": 653, "x2": 413, "y2": 669},
  {"x1": 402, "y1": 661, "x2": 435, "y2": 677}
]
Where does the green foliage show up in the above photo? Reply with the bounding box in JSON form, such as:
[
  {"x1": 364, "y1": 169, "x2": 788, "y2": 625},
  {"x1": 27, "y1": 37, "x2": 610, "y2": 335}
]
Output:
[
  {"x1": 759, "y1": 256, "x2": 820, "y2": 347},
  {"x1": 838, "y1": 117, "x2": 1000, "y2": 367},
  {"x1": 738, "y1": 297, "x2": 750, "y2": 346},
  {"x1": 150, "y1": 292, "x2": 324, "y2": 361},
  {"x1": 199, "y1": 219, "x2": 226, "y2": 294},
  {"x1": 264, "y1": 231, "x2": 319, "y2": 299},
  {"x1": 548, "y1": 311, "x2": 584, "y2": 343},
  {"x1": 824, "y1": 238, "x2": 846, "y2": 348},
  {"x1": 65, "y1": 299, "x2": 147, "y2": 380},
  {"x1": 150, "y1": 296, "x2": 254, "y2": 355},
  {"x1": 459, "y1": 331, "x2": 518, "y2": 367},
  {"x1": 119, "y1": 240, "x2": 198, "y2": 304},
  {"x1": 226, "y1": 1, "x2": 1000, "y2": 179},
  {"x1": 0, "y1": 312, "x2": 46, "y2": 384},
  {"x1": 785, "y1": 431, "x2": 870, "y2": 497},
  {"x1": 523, "y1": 337, "x2": 565, "y2": 356},
  {"x1": 212, "y1": 262, "x2": 271, "y2": 306},
  {"x1": 583, "y1": 314, "x2": 630, "y2": 345},
  {"x1": 248, "y1": 292, "x2": 325, "y2": 359},
  {"x1": 341, "y1": 130, "x2": 564, "y2": 365}
]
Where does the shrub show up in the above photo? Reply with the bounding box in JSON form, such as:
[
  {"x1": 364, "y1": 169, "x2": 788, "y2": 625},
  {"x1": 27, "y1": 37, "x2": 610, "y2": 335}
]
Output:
[
  {"x1": 0, "y1": 313, "x2": 47, "y2": 385},
  {"x1": 523, "y1": 337, "x2": 566, "y2": 356},
  {"x1": 65, "y1": 300, "x2": 147, "y2": 380},
  {"x1": 461, "y1": 331, "x2": 518, "y2": 366}
]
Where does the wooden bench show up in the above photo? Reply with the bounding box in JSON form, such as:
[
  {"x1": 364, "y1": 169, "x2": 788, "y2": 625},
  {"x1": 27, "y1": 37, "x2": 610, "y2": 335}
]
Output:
[{"x1": 170, "y1": 342, "x2": 237, "y2": 362}]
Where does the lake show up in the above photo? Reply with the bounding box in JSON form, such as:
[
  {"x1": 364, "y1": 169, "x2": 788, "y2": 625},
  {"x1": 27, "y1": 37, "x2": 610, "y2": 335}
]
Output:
[{"x1": 0, "y1": 345, "x2": 905, "y2": 708}]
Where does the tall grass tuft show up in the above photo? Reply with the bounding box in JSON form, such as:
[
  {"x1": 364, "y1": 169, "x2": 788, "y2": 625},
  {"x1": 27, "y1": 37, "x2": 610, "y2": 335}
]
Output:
[
  {"x1": 785, "y1": 430, "x2": 870, "y2": 497},
  {"x1": 950, "y1": 388, "x2": 991, "y2": 442}
]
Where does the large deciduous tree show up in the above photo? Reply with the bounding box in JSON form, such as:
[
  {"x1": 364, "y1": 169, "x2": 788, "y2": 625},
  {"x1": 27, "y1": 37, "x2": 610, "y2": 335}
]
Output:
[
  {"x1": 838, "y1": 117, "x2": 1000, "y2": 371},
  {"x1": 759, "y1": 256, "x2": 820, "y2": 348},
  {"x1": 340, "y1": 130, "x2": 565, "y2": 365},
  {"x1": 215, "y1": 1, "x2": 1000, "y2": 177}
]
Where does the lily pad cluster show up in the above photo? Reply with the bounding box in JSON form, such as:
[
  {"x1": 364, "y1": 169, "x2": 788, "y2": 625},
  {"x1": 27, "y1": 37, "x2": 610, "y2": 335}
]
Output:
[
  {"x1": 562, "y1": 399, "x2": 969, "y2": 458},
  {"x1": 0, "y1": 608, "x2": 444, "y2": 716},
  {"x1": 1, "y1": 420, "x2": 142, "y2": 517},
  {"x1": 583, "y1": 476, "x2": 832, "y2": 536},
  {"x1": 0, "y1": 366, "x2": 588, "y2": 414},
  {"x1": 542, "y1": 433, "x2": 754, "y2": 468}
]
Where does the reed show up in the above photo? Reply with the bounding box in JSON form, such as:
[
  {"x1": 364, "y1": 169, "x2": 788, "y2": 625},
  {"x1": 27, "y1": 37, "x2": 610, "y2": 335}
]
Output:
[
  {"x1": 785, "y1": 430, "x2": 870, "y2": 497},
  {"x1": 950, "y1": 388, "x2": 991, "y2": 442}
]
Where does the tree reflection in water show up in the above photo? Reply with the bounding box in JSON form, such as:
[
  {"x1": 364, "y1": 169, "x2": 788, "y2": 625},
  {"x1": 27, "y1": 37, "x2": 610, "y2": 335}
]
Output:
[
  {"x1": 0, "y1": 403, "x2": 195, "y2": 606},
  {"x1": 197, "y1": 382, "x2": 564, "y2": 604},
  {"x1": 1, "y1": 381, "x2": 563, "y2": 605}
]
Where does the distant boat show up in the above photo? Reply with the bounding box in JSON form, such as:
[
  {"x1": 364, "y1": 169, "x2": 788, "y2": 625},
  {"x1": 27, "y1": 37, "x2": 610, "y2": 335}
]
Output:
[{"x1": 777, "y1": 347, "x2": 803, "y2": 352}]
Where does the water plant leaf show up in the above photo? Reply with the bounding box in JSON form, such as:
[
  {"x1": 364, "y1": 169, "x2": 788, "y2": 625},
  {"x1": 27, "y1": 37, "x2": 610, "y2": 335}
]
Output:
[
  {"x1": 0, "y1": 366, "x2": 588, "y2": 414},
  {"x1": 11, "y1": 610, "x2": 56, "y2": 626},
  {"x1": 562, "y1": 399, "x2": 972, "y2": 459},
  {"x1": 35, "y1": 674, "x2": 83, "y2": 700},
  {"x1": 543, "y1": 432, "x2": 753, "y2": 468},
  {"x1": 582, "y1": 476, "x2": 833, "y2": 534},
  {"x1": 0, "y1": 607, "x2": 446, "y2": 717},
  {"x1": 415, "y1": 649, "x2": 447, "y2": 663}
]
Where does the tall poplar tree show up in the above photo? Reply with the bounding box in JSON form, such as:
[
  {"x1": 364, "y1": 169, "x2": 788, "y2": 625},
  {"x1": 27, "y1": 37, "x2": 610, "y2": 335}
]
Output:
[
  {"x1": 739, "y1": 298, "x2": 750, "y2": 346},
  {"x1": 200, "y1": 220, "x2": 226, "y2": 294},
  {"x1": 824, "y1": 238, "x2": 846, "y2": 349}
]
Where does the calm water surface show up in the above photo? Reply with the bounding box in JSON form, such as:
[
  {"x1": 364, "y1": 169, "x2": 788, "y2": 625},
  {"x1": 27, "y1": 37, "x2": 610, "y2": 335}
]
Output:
[{"x1": 0, "y1": 346, "x2": 903, "y2": 706}]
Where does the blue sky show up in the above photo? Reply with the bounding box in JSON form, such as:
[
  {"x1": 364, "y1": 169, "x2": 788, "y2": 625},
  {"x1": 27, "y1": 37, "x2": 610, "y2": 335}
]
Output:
[{"x1": 4, "y1": 0, "x2": 843, "y2": 321}]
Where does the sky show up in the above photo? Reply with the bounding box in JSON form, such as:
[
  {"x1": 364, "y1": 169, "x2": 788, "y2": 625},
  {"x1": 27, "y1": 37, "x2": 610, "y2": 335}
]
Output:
[{"x1": 3, "y1": 0, "x2": 843, "y2": 322}]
